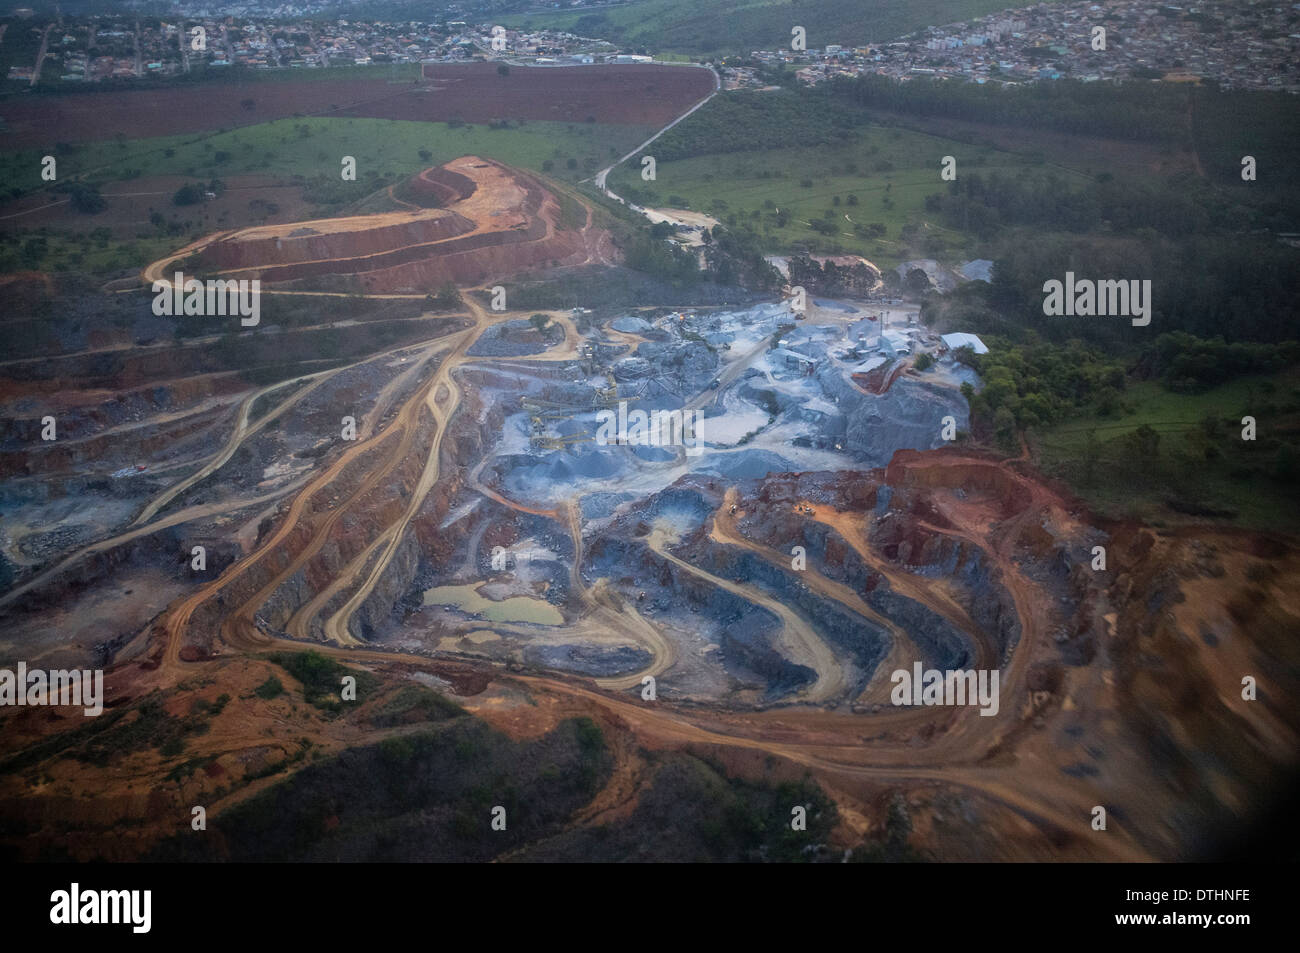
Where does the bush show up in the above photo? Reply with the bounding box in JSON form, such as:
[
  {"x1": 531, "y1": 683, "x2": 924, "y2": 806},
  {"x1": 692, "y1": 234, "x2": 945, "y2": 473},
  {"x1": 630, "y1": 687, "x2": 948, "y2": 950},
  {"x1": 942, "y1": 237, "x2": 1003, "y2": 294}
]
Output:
[
  {"x1": 68, "y1": 184, "x2": 106, "y2": 214},
  {"x1": 173, "y1": 183, "x2": 204, "y2": 206},
  {"x1": 265, "y1": 651, "x2": 378, "y2": 711}
]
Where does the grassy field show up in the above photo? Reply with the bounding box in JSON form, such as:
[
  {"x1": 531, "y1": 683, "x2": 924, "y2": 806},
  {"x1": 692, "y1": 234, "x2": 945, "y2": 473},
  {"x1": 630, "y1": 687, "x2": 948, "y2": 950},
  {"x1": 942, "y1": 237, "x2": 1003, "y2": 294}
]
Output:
[
  {"x1": 1035, "y1": 372, "x2": 1300, "y2": 531},
  {"x1": 607, "y1": 121, "x2": 1064, "y2": 267},
  {"x1": 0, "y1": 115, "x2": 655, "y2": 196},
  {"x1": 502, "y1": 0, "x2": 1062, "y2": 56}
]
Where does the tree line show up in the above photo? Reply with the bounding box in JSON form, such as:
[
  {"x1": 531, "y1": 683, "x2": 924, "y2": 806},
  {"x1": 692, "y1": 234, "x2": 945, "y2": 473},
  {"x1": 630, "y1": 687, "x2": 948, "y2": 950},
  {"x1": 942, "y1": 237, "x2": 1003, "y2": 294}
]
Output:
[{"x1": 828, "y1": 74, "x2": 1192, "y2": 144}]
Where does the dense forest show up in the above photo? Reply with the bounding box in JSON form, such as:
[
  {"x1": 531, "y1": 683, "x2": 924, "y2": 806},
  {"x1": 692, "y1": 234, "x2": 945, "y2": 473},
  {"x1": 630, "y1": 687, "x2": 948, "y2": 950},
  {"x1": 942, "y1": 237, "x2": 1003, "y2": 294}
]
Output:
[
  {"x1": 981, "y1": 231, "x2": 1300, "y2": 345},
  {"x1": 926, "y1": 169, "x2": 1281, "y2": 238},
  {"x1": 646, "y1": 77, "x2": 1201, "y2": 162},
  {"x1": 829, "y1": 74, "x2": 1193, "y2": 143},
  {"x1": 649, "y1": 88, "x2": 865, "y2": 161}
]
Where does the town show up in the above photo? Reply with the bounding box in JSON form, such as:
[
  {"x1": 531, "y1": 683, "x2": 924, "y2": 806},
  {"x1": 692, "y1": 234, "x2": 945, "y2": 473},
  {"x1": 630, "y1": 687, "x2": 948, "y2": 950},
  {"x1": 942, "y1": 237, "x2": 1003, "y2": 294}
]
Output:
[
  {"x1": 3, "y1": 0, "x2": 1294, "y2": 93},
  {"x1": 737, "y1": 0, "x2": 1299, "y2": 93}
]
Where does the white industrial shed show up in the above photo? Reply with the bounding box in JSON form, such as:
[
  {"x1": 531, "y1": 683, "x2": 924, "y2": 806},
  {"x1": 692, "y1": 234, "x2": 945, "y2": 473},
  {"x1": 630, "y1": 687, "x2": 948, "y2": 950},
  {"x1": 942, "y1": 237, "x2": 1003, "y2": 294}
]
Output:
[{"x1": 940, "y1": 332, "x2": 989, "y2": 355}]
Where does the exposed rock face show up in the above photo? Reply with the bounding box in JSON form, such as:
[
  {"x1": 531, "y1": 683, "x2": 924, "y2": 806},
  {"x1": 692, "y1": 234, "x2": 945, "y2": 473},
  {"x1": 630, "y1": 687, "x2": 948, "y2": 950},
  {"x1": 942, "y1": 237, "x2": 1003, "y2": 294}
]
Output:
[
  {"x1": 787, "y1": 255, "x2": 882, "y2": 298},
  {"x1": 822, "y1": 370, "x2": 969, "y2": 465},
  {"x1": 194, "y1": 157, "x2": 596, "y2": 293}
]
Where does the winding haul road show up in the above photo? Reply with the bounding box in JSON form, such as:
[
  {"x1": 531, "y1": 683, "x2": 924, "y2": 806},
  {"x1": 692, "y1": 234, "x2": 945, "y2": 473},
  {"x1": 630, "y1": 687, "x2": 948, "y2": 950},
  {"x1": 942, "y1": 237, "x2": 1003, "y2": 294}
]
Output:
[
  {"x1": 129, "y1": 263, "x2": 1143, "y2": 856},
  {"x1": 6, "y1": 108, "x2": 1157, "y2": 858}
]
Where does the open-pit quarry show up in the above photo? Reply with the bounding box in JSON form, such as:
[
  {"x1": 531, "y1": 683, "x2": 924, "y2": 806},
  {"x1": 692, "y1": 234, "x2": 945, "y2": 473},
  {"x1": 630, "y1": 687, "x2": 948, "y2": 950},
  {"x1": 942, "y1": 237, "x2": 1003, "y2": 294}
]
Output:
[{"x1": 1, "y1": 155, "x2": 1296, "y2": 865}]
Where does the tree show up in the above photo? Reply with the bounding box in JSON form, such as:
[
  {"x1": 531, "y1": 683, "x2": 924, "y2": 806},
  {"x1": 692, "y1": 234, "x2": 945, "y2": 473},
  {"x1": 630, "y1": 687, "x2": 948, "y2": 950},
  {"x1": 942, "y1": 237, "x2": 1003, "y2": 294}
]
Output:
[
  {"x1": 906, "y1": 268, "x2": 932, "y2": 295},
  {"x1": 528, "y1": 313, "x2": 550, "y2": 332},
  {"x1": 173, "y1": 183, "x2": 203, "y2": 206},
  {"x1": 993, "y1": 406, "x2": 1018, "y2": 449},
  {"x1": 913, "y1": 352, "x2": 934, "y2": 371},
  {"x1": 432, "y1": 283, "x2": 461, "y2": 309},
  {"x1": 68, "y1": 184, "x2": 105, "y2": 214},
  {"x1": 882, "y1": 793, "x2": 919, "y2": 861},
  {"x1": 1125, "y1": 424, "x2": 1161, "y2": 461},
  {"x1": 1082, "y1": 428, "x2": 1099, "y2": 486}
]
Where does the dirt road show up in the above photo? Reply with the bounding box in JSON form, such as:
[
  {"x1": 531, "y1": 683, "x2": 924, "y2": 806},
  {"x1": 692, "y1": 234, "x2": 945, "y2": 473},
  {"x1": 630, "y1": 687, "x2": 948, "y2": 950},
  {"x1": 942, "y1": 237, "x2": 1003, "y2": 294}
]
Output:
[
  {"x1": 77, "y1": 178, "x2": 1157, "y2": 861},
  {"x1": 646, "y1": 521, "x2": 845, "y2": 702}
]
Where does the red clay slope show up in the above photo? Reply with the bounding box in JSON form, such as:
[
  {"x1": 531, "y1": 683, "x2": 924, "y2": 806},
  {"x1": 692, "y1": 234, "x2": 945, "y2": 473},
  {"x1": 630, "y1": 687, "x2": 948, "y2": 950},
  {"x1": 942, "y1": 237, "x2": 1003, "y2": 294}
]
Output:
[{"x1": 193, "y1": 156, "x2": 592, "y2": 293}]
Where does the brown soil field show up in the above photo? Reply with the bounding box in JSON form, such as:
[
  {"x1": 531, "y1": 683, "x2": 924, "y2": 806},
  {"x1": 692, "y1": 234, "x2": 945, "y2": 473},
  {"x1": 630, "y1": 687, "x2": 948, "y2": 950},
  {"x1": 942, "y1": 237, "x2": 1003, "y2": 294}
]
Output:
[
  {"x1": 0, "y1": 64, "x2": 714, "y2": 150},
  {"x1": 407, "y1": 62, "x2": 714, "y2": 126}
]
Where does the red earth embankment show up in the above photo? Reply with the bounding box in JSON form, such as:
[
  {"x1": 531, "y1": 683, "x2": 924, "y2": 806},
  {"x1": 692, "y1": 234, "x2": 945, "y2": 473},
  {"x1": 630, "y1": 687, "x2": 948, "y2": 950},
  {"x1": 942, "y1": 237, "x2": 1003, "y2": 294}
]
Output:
[
  {"x1": 192, "y1": 156, "x2": 595, "y2": 292},
  {"x1": 199, "y1": 210, "x2": 476, "y2": 271},
  {"x1": 407, "y1": 165, "x2": 478, "y2": 207}
]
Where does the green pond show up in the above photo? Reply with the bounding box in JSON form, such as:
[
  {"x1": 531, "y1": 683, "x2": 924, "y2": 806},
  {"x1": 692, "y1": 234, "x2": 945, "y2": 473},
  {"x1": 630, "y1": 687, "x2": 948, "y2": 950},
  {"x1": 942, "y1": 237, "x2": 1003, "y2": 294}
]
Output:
[{"x1": 422, "y1": 583, "x2": 563, "y2": 625}]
